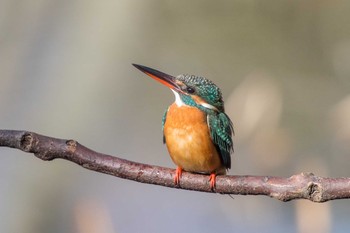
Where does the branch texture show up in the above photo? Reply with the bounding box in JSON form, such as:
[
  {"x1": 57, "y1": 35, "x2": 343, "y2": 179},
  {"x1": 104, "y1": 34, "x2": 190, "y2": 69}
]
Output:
[{"x1": 1, "y1": 130, "x2": 349, "y2": 202}]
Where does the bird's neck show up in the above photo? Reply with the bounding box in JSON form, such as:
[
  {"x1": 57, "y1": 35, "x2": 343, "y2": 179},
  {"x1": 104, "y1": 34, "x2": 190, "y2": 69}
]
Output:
[{"x1": 171, "y1": 90, "x2": 218, "y2": 114}]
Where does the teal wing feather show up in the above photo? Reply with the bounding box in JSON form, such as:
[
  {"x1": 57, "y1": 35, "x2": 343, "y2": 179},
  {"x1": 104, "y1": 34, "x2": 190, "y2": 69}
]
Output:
[
  {"x1": 162, "y1": 107, "x2": 169, "y2": 144},
  {"x1": 207, "y1": 112, "x2": 234, "y2": 169}
]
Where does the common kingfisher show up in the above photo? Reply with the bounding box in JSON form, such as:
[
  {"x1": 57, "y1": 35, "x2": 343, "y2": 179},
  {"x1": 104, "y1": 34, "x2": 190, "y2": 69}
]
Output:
[{"x1": 133, "y1": 64, "x2": 234, "y2": 189}]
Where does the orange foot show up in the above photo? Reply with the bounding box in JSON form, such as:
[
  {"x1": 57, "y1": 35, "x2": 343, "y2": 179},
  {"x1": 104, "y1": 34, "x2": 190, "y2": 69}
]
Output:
[
  {"x1": 209, "y1": 173, "x2": 217, "y2": 190},
  {"x1": 174, "y1": 167, "x2": 182, "y2": 186}
]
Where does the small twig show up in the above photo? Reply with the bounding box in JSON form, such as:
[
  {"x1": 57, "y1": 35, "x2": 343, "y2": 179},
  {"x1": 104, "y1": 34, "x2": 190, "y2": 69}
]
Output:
[{"x1": 1, "y1": 129, "x2": 349, "y2": 202}]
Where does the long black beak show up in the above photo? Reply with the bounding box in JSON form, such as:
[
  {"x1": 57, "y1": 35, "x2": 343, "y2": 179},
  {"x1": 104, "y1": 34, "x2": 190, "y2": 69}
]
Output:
[{"x1": 133, "y1": 64, "x2": 182, "y2": 92}]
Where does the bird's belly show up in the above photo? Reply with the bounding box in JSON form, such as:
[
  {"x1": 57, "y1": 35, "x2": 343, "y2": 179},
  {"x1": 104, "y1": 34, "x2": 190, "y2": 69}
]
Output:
[{"x1": 164, "y1": 104, "x2": 224, "y2": 174}]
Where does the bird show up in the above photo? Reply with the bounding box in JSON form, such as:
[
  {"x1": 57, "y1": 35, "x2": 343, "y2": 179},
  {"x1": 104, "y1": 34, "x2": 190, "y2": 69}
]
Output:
[{"x1": 133, "y1": 64, "x2": 234, "y2": 189}]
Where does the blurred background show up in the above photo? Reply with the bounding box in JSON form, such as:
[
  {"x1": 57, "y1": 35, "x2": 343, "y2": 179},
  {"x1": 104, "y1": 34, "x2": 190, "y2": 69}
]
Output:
[{"x1": 1, "y1": 0, "x2": 350, "y2": 232}]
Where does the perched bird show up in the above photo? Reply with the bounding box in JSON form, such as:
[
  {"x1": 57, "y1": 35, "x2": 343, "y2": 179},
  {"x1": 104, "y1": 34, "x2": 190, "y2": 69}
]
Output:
[{"x1": 133, "y1": 64, "x2": 234, "y2": 189}]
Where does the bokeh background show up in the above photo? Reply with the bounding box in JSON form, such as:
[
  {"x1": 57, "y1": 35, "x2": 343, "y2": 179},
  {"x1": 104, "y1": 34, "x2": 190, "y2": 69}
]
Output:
[{"x1": 1, "y1": 1, "x2": 350, "y2": 232}]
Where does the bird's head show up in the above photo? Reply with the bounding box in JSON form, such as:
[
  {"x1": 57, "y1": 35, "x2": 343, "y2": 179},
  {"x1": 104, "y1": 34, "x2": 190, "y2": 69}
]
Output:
[{"x1": 133, "y1": 64, "x2": 224, "y2": 112}]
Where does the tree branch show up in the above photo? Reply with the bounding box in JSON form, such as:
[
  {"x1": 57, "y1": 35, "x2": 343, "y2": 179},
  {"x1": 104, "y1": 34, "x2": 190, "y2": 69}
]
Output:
[{"x1": 0, "y1": 129, "x2": 349, "y2": 202}]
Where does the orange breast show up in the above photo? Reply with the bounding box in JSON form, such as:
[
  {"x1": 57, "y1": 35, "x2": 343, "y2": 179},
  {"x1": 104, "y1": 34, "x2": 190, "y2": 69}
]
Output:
[{"x1": 164, "y1": 103, "x2": 225, "y2": 174}]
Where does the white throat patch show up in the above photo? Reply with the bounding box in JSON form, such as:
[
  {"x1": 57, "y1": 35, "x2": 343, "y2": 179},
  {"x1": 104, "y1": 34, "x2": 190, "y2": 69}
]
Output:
[{"x1": 171, "y1": 90, "x2": 184, "y2": 107}]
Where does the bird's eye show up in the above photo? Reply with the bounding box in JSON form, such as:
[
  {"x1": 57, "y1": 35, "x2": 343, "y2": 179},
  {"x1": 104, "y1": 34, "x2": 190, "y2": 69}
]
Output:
[{"x1": 186, "y1": 86, "x2": 196, "y2": 94}]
